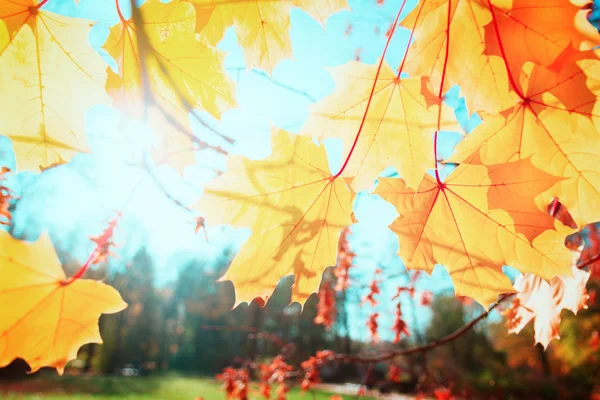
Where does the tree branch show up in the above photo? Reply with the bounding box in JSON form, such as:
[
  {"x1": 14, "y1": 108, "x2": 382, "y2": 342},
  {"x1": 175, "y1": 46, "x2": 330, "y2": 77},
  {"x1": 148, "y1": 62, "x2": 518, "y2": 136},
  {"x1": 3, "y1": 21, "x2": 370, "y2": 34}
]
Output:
[{"x1": 332, "y1": 293, "x2": 514, "y2": 364}]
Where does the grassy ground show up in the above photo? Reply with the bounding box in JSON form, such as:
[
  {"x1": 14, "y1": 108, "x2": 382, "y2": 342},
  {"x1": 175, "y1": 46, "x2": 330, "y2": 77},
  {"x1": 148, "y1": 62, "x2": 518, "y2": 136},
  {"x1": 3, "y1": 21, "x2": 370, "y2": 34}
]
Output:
[{"x1": 0, "y1": 374, "x2": 376, "y2": 399}]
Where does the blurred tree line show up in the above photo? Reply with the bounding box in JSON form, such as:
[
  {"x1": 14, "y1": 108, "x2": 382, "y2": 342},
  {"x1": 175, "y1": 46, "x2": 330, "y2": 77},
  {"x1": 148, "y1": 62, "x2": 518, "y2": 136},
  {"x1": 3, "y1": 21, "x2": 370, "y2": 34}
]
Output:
[
  {"x1": 415, "y1": 283, "x2": 600, "y2": 399},
  {"x1": 80, "y1": 245, "x2": 335, "y2": 375},
  {"x1": 1, "y1": 236, "x2": 599, "y2": 399}
]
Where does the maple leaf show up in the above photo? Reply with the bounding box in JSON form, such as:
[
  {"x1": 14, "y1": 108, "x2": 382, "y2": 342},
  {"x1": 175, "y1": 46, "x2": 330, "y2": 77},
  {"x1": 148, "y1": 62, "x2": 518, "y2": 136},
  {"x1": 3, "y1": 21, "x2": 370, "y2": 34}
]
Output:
[
  {"x1": 449, "y1": 49, "x2": 600, "y2": 228},
  {"x1": 483, "y1": 155, "x2": 561, "y2": 242},
  {"x1": 406, "y1": 0, "x2": 600, "y2": 227},
  {"x1": 193, "y1": 129, "x2": 354, "y2": 306},
  {"x1": 483, "y1": 0, "x2": 590, "y2": 80},
  {"x1": 104, "y1": 0, "x2": 235, "y2": 172},
  {"x1": 506, "y1": 247, "x2": 590, "y2": 348},
  {"x1": 399, "y1": 0, "x2": 519, "y2": 114},
  {"x1": 104, "y1": 0, "x2": 234, "y2": 118},
  {"x1": 0, "y1": 230, "x2": 127, "y2": 374},
  {"x1": 0, "y1": 0, "x2": 110, "y2": 171},
  {"x1": 401, "y1": 0, "x2": 591, "y2": 114},
  {"x1": 375, "y1": 156, "x2": 574, "y2": 307},
  {"x1": 190, "y1": 0, "x2": 348, "y2": 73},
  {"x1": 300, "y1": 61, "x2": 459, "y2": 191}
]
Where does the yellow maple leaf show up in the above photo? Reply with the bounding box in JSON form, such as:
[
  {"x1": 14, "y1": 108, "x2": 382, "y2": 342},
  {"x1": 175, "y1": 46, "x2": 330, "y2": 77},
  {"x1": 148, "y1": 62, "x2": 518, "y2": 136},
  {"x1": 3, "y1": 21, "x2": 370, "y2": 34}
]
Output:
[
  {"x1": 375, "y1": 157, "x2": 574, "y2": 308},
  {"x1": 194, "y1": 129, "x2": 354, "y2": 306},
  {"x1": 0, "y1": 0, "x2": 110, "y2": 171},
  {"x1": 104, "y1": 0, "x2": 235, "y2": 173},
  {"x1": 301, "y1": 60, "x2": 459, "y2": 191},
  {"x1": 0, "y1": 230, "x2": 127, "y2": 374},
  {"x1": 190, "y1": 0, "x2": 348, "y2": 73},
  {"x1": 400, "y1": 0, "x2": 518, "y2": 114},
  {"x1": 104, "y1": 0, "x2": 234, "y2": 118}
]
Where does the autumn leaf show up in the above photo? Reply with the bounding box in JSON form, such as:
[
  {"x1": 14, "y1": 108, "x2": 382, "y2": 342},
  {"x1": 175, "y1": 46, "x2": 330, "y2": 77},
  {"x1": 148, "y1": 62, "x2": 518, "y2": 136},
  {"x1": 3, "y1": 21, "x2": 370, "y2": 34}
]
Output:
[
  {"x1": 0, "y1": 230, "x2": 127, "y2": 374},
  {"x1": 449, "y1": 49, "x2": 600, "y2": 228},
  {"x1": 105, "y1": 0, "x2": 234, "y2": 118},
  {"x1": 401, "y1": 0, "x2": 591, "y2": 114},
  {"x1": 400, "y1": 0, "x2": 519, "y2": 114},
  {"x1": 506, "y1": 247, "x2": 590, "y2": 348},
  {"x1": 484, "y1": 0, "x2": 590, "y2": 80},
  {"x1": 300, "y1": 60, "x2": 459, "y2": 191},
  {"x1": 104, "y1": 0, "x2": 235, "y2": 172},
  {"x1": 375, "y1": 156, "x2": 574, "y2": 307},
  {"x1": 404, "y1": 0, "x2": 600, "y2": 226},
  {"x1": 191, "y1": 0, "x2": 348, "y2": 72},
  {"x1": 483, "y1": 155, "x2": 561, "y2": 242},
  {"x1": 520, "y1": 47, "x2": 600, "y2": 119},
  {"x1": 0, "y1": 0, "x2": 110, "y2": 171},
  {"x1": 194, "y1": 129, "x2": 354, "y2": 306}
]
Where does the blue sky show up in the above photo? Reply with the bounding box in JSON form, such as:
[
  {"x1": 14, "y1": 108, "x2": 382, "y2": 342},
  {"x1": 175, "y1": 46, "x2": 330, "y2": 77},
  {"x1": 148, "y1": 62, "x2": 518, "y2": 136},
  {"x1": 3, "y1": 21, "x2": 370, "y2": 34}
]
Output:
[{"x1": 0, "y1": 0, "x2": 500, "y2": 342}]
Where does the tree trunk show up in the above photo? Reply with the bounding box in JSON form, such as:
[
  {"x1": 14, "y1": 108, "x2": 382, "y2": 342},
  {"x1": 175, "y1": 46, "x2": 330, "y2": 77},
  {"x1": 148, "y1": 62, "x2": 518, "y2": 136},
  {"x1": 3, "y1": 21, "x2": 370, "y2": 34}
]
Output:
[
  {"x1": 83, "y1": 344, "x2": 96, "y2": 373},
  {"x1": 338, "y1": 290, "x2": 352, "y2": 354},
  {"x1": 537, "y1": 343, "x2": 552, "y2": 377}
]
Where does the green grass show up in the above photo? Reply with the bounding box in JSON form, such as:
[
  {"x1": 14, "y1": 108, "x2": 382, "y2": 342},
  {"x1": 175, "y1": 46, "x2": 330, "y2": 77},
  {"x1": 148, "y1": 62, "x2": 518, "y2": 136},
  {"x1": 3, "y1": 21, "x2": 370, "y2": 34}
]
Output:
[{"x1": 0, "y1": 374, "x2": 375, "y2": 399}]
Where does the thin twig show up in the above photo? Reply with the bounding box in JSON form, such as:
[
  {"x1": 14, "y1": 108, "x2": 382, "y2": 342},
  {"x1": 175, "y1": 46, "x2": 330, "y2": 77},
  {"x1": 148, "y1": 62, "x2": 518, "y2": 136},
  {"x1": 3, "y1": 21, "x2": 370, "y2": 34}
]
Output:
[
  {"x1": 125, "y1": 0, "x2": 226, "y2": 214},
  {"x1": 285, "y1": 252, "x2": 600, "y2": 379},
  {"x1": 251, "y1": 70, "x2": 317, "y2": 103},
  {"x1": 578, "y1": 253, "x2": 600, "y2": 269},
  {"x1": 143, "y1": 148, "x2": 194, "y2": 214}
]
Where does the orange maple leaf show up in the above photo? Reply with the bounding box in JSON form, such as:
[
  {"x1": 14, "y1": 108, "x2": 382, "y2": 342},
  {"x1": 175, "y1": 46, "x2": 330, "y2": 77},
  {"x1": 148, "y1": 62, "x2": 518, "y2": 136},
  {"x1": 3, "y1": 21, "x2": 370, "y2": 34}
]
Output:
[
  {"x1": 0, "y1": 0, "x2": 110, "y2": 171},
  {"x1": 375, "y1": 156, "x2": 574, "y2": 307},
  {"x1": 401, "y1": 0, "x2": 592, "y2": 114},
  {"x1": 449, "y1": 47, "x2": 600, "y2": 227},
  {"x1": 484, "y1": 0, "x2": 590, "y2": 79},
  {"x1": 194, "y1": 129, "x2": 354, "y2": 306},
  {"x1": 0, "y1": 231, "x2": 127, "y2": 374}
]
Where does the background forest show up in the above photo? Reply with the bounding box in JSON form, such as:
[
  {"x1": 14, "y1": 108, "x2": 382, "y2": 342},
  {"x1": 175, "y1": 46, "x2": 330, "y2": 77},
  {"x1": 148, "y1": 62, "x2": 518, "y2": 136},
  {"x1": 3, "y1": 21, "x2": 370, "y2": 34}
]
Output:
[{"x1": 1, "y1": 220, "x2": 599, "y2": 399}]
